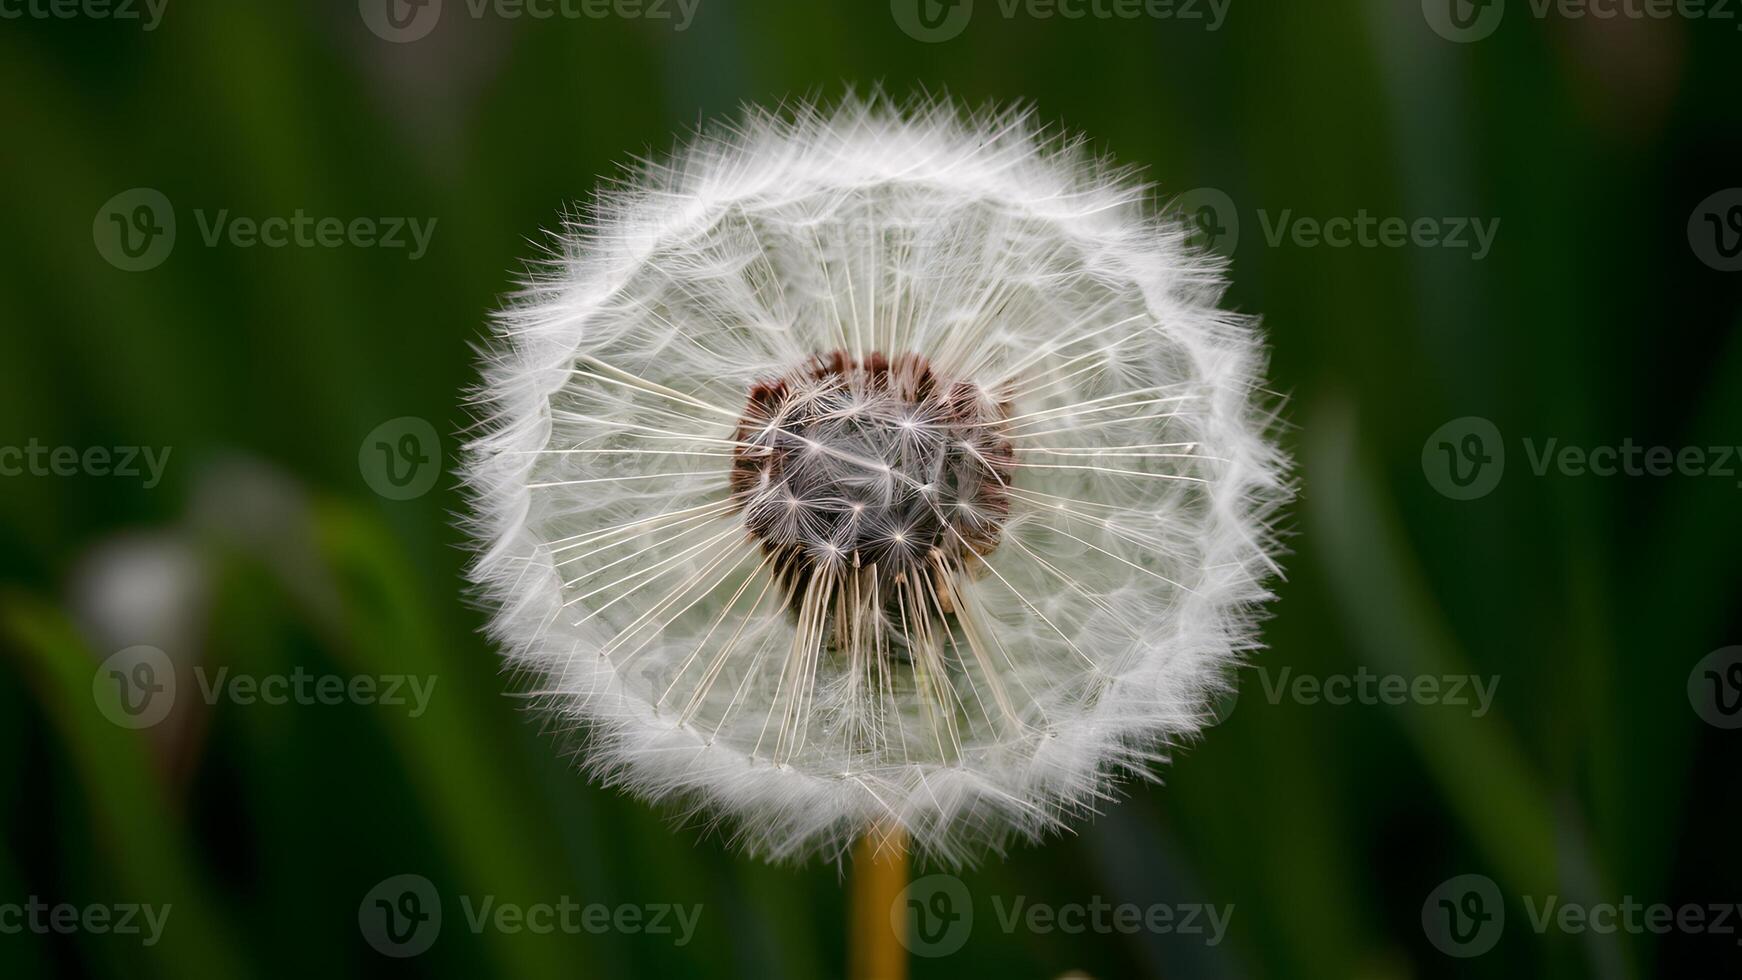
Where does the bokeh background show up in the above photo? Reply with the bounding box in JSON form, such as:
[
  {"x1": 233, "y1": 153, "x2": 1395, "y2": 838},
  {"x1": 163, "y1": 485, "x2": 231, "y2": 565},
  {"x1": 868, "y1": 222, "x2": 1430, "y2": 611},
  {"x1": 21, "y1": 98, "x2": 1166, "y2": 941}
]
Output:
[{"x1": 3, "y1": 0, "x2": 1740, "y2": 977}]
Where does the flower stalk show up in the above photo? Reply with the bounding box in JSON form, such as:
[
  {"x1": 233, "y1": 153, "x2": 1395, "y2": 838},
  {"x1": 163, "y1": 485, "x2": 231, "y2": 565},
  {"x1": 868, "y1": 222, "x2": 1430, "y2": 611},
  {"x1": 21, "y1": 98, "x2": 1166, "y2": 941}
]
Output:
[{"x1": 849, "y1": 824, "x2": 909, "y2": 980}]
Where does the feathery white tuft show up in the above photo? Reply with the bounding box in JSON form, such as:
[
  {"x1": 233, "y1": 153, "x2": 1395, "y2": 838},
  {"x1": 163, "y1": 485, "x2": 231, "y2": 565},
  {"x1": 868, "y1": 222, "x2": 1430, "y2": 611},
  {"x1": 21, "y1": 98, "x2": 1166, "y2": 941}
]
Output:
[{"x1": 462, "y1": 96, "x2": 1290, "y2": 865}]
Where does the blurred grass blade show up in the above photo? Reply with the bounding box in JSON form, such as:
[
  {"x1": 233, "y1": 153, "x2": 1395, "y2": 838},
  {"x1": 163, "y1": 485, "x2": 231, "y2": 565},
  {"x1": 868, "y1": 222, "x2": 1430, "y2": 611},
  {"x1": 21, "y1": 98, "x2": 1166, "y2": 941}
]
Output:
[
  {"x1": 296, "y1": 500, "x2": 616, "y2": 980},
  {"x1": 0, "y1": 592, "x2": 249, "y2": 980},
  {"x1": 1303, "y1": 399, "x2": 1631, "y2": 975}
]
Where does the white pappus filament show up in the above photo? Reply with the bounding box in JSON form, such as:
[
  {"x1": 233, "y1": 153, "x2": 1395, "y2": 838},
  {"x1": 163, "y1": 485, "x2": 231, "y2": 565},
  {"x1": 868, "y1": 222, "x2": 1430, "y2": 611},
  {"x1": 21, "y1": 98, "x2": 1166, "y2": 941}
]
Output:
[{"x1": 462, "y1": 96, "x2": 1290, "y2": 865}]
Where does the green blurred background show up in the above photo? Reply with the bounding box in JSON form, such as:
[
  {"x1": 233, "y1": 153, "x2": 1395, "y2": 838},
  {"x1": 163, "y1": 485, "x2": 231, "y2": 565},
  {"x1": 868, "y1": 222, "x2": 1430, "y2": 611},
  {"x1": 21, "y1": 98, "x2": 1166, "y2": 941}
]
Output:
[{"x1": 2, "y1": 0, "x2": 1739, "y2": 976}]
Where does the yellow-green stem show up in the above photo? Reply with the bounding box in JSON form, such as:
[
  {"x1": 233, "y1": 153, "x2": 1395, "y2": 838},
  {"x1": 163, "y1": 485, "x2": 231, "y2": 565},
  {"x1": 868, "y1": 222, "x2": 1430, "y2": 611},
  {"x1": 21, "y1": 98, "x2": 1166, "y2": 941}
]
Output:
[{"x1": 849, "y1": 825, "x2": 909, "y2": 980}]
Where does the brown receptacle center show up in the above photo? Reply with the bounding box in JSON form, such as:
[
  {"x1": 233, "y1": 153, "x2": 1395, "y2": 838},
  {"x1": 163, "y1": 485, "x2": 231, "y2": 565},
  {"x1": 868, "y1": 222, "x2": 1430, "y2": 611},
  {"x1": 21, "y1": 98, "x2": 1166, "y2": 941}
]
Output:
[{"x1": 729, "y1": 350, "x2": 1014, "y2": 607}]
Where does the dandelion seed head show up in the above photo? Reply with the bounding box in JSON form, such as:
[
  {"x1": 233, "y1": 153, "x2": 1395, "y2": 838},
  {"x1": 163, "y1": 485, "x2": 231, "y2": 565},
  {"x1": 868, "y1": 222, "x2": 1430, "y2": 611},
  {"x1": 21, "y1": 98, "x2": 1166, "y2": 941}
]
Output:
[{"x1": 462, "y1": 94, "x2": 1290, "y2": 865}]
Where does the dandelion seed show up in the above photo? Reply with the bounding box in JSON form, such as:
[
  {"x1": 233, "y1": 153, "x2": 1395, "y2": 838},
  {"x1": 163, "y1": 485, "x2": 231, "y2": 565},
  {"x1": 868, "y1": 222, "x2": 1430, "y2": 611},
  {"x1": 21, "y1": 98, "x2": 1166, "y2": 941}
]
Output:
[{"x1": 462, "y1": 96, "x2": 1290, "y2": 865}]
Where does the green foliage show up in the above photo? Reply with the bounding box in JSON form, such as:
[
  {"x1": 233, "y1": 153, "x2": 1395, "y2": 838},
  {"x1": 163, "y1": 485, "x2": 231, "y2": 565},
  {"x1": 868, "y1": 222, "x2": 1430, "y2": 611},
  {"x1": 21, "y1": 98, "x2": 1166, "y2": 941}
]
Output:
[{"x1": 1, "y1": 2, "x2": 1737, "y2": 976}]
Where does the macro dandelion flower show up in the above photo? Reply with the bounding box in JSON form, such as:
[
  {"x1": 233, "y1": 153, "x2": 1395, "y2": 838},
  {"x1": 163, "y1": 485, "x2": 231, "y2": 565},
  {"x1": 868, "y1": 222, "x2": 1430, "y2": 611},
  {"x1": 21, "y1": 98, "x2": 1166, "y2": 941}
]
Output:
[{"x1": 464, "y1": 97, "x2": 1289, "y2": 865}]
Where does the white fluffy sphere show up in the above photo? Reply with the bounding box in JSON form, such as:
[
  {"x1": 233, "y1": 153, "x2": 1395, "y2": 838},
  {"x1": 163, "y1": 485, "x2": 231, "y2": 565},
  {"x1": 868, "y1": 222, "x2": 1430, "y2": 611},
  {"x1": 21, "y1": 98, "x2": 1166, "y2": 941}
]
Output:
[{"x1": 463, "y1": 97, "x2": 1288, "y2": 864}]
